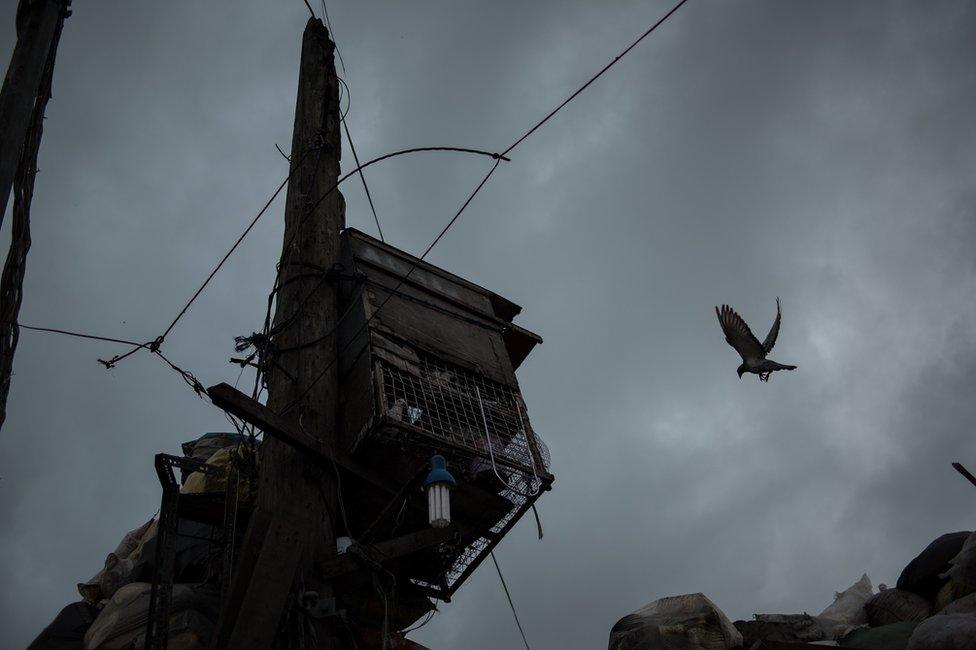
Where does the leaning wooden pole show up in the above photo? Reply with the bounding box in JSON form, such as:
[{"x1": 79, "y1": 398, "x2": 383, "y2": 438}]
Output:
[
  {"x1": 0, "y1": 0, "x2": 68, "y2": 226},
  {"x1": 0, "y1": 0, "x2": 69, "y2": 431},
  {"x1": 216, "y1": 17, "x2": 350, "y2": 650}
]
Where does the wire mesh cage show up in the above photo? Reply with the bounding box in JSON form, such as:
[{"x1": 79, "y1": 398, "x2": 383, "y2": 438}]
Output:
[
  {"x1": 375, "y1": 351, "x2": 551, "y2": 592},
  {"x1": 335, "y1": 228, "x2": 552, "y2": 599}
]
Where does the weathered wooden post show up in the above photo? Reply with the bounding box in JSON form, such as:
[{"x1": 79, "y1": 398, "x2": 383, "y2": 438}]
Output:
[
  {"x1": 215, "y1": 17, "x2": 351, "y2": 649},
  {"x1": 0, "y1": 0, "x2": 70, "y2": 431}
]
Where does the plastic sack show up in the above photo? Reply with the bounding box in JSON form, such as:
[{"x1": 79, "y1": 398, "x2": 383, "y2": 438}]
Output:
[
  {"x1": 182, "y1": 446, "x2": 255, "y2": 503},
  {"x1": 84, "y1": 582, "x2": 217, "y2": 650},
  {"x1": 864, "y1": 588, "x2": 931, "y2": 626},
  {"x1": 907, "y1": 613, "x2": 976, "y2": 650},
  {"x1": 609, "y1": 593, "x2": 742, "y2": 650},
  {"x1": 941, "y1": 531, "x2": 976, "y2": 590},
  {"x1": 77, "y1": 519, "x2": 155, "y2": 604},
  {"x1": 818, "y1": 574, "x2": 873, "y2": 626}
]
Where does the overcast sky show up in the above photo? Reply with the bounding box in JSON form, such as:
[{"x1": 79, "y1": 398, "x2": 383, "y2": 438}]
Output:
[{"x1": 2, "y1": 1, "x2": 976, "y2": 648}]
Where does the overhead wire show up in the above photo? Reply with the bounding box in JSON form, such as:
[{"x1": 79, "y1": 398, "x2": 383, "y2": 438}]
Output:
[
  {"x1": 279, "y1": 157, "x2": 502, "y2": 414},
  {"x1": 96, "y1": 146, "x2": 505, "y2": 376},
  {"x1": 502, "y1": 0, "x2": 690, "y2": 157},
  {"x1": 275, "y1": 0, "x2": 691, "y2": 414},
  {"x1": 13, "y1": 322, "x2": 148, "y2": 349},
  {"x1": 37, "y1": 0, "x2": 691, "y2": 452},
  {"x1": 325, "y1": 13, "x2": 384, "y2": 242},
  {"x1": 341, "y1": 97, "x2": 385, "y2": 242},
  {"x1": 491, "y1": 552, "x2": 531, "y2": 650}
]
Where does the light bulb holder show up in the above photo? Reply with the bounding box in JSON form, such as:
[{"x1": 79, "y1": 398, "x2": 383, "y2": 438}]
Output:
[
  {"x1": 424, "y1": 454, "x2": 456, "y2": 529},
  {"x1": 423, "y1": 454, "x2": 456, "y2": 487}
]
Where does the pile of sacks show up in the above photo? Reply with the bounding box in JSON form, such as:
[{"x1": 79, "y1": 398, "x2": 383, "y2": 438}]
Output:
[
  {"x1": 28, "y1": 432, "x2": 247, "y2": 650},
  {"x1": 609, "y1": 530, "x2": 976, "y2": 649}
]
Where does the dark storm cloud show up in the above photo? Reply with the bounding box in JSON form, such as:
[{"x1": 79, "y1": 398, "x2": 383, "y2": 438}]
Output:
[{"x1": 1, "y1": 2, "x2": 975, "y2": 648}]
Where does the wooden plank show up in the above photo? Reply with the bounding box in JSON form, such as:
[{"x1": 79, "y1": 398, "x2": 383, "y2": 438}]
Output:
[
  {"x1": 225, "y1": 514, "x2": 303, "y2": 650},
  {"x1": 209, "y1": 508, "x2": 271, "y2": 650},
  {"x1": 208, "y1": 382, "x2": 400, "y2": 497}
]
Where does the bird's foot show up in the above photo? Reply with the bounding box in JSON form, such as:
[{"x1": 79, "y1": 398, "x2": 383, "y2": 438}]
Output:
[{"x1": 759, "y1": 372, "x2": 770, "y2": 382}]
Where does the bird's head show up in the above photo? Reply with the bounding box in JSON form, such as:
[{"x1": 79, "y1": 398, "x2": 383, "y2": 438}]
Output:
[{"x1": 737, "y1": 364, "x2": 747, "y2": 379}]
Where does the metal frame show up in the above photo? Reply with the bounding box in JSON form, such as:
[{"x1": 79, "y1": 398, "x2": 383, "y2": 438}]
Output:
[{"x1": 144, "y1": 453, "x2": 238, "y2": 650}]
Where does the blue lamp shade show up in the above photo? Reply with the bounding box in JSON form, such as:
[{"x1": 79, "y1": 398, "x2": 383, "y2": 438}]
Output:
[{"x1": 424, "y1": 454, "x2": 456, "y2": 528}]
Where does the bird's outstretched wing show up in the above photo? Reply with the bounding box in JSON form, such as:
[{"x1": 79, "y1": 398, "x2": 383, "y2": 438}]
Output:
[
  {"x1": 716, "y1": 304, "x2": 765, "y2": 361},
  {"x1": 762, "y1": 298, "x2": 781, "y2": 354}
]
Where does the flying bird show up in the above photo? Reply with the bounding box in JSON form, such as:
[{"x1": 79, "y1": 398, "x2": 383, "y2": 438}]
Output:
[{"x1": 716, "y1": 299, "x2": 797, "y2": 381}]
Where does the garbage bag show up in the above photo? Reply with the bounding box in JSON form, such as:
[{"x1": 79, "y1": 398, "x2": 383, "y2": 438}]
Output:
[
  {"x1": 941, "y1": 532, "x2": 976, "y2": 591},
  {"x1": 27, "y1": 601, "x2": 100, "y2": 650},
  {"x1": 839, "y1": 621, "x2": 916, "y2": 649},
  {"x1": 906, "y1": 613, "x2": 976, "y2": 650},
  {"x1": 130, "y1": 610, "x2": 214, "y2": 650},
  {"x1": 77, "y1": 519, "x2": 155, "y2": 604},
  {"x1": 609, "y1": 593, "x2": 742, "y2": 650},
  {"x1": 818, "y1": 574, "x2": 873, "y2": 627},
  {"x1": 864, "y1": 588, "x2": 931, "y2": 626},
  {"x1": 182, "y1": 445, "x2": 256, "y2": 503},
  {"x1": 897, "y1": 532, "x2": 971, "y2": 600}
]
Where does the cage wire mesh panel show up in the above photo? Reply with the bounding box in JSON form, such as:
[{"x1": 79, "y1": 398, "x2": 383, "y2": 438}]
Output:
[{"x1": 376, "y1": 352, "x2": 551, "y2": 590}]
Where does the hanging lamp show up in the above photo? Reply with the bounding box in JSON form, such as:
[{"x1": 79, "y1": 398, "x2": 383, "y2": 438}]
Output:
[{"x1": 424, "y1": 454, "x2": 457, "y2": 528}]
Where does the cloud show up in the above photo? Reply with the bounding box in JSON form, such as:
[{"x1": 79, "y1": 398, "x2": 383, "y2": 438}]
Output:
[{"x1": 1, "y1": 1, "x2": 975, "y2": 648}]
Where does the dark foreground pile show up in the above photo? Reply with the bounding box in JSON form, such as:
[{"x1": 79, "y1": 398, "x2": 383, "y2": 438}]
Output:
[
  {"x1": 27, "y1": 432, "x2": 431, "y2": 650},
  {"x1": 609, "y1": 530, "x2": 976, "y2": 650}
]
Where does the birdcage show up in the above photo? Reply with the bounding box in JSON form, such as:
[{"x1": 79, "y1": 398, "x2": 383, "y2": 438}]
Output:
[{"x1": 334, "y1": 228, "x2": 553, "y2": 600}]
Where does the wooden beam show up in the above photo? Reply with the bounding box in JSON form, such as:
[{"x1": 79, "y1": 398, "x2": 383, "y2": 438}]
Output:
[
  {"x1": 209, "y1": 509, "x2": 271, "y2": 650},
  {"x1": 952, "y1": 462, "x2": 976, "y2": 490},
  {"x1": 208, "y1": 382, "x2": 399, "y2": 496},
  {"x1": 225, "y1": 513, "x2": 303, "y2": 650},
  {"x1": 317, "y1": 525, "x2": 462, "y2": 582}
]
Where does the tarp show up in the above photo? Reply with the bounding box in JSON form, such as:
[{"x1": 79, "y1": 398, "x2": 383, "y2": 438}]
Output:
[
  {"x1": 27, "y1": 602, "x2": 99, "y2": 650},
  {"x1": 609, "y1": 593, "x2": 742, "y2": 650}
]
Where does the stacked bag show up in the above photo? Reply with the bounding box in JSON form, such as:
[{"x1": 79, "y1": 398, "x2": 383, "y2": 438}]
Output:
[
  {"x1": 28, "y1": 433, "x2": 250, "y2": 650},
  {"x1": 732, "y1": 531, "x2": 976, "y2": 650}
]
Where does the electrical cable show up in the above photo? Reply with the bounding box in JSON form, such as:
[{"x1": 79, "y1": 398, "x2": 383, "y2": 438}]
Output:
[
  {"x1": 12, "y1": 322, "x2": 148, "y2": 348},
  {"x1": 276, "y1": 0, "x2": 691, "y2": 413},
  {"x1": 502, "y1": 0, "x2": 690, "y2": 157},
  {"x1": 280, "y1": 157, "x2": 501, "y2": 414},
  {"x1": 491, "y1": 551, "x2": 531, "y2": 650},
  {"x1": 342, "y1": 114, "x2": 384, "y2": 242}
]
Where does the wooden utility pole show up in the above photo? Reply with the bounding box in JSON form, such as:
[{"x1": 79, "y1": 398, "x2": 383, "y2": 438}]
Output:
[
  {"x1": 0, "y1": 0, "x2": 68, "y2": 225},
  {"x1": 215, "y1": 17, "x2": 351, "y2": 650},
  {"x1": 0, "y1": 0, "x2": 69, "y2": 431}
]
